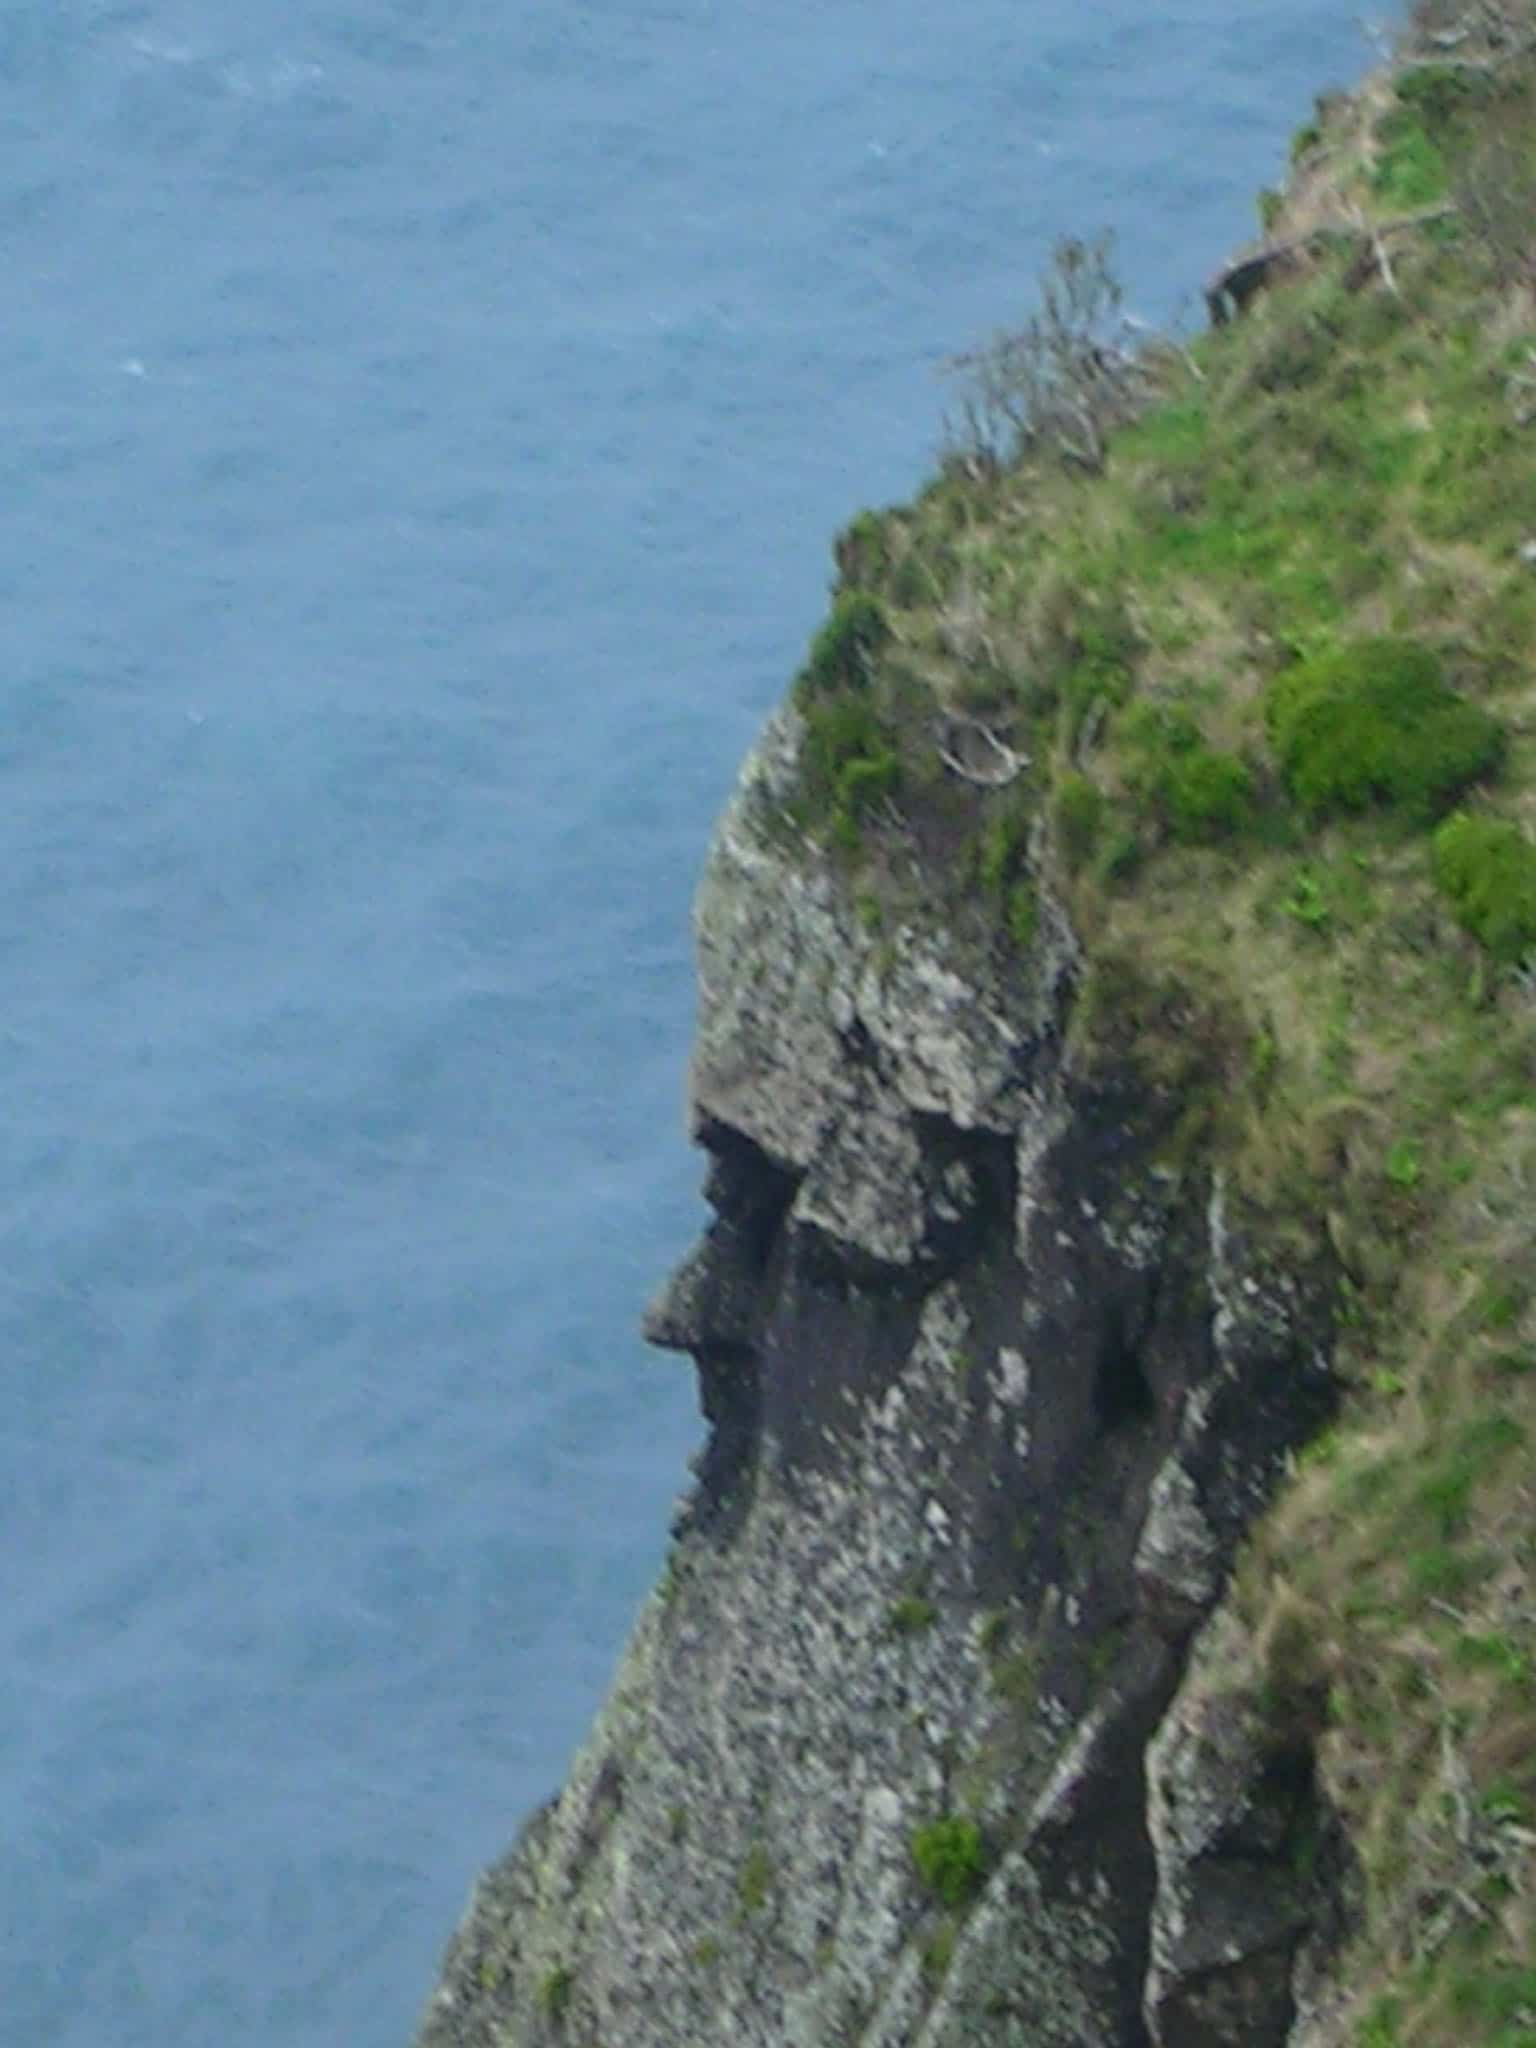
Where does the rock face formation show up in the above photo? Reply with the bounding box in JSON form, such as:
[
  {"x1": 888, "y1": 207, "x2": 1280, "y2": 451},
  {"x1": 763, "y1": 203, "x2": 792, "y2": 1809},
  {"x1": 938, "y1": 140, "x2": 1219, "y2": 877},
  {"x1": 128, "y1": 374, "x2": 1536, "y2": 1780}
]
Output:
[{"x1": 413, "y1": 706, "x2": 1351, "y2": 2048}]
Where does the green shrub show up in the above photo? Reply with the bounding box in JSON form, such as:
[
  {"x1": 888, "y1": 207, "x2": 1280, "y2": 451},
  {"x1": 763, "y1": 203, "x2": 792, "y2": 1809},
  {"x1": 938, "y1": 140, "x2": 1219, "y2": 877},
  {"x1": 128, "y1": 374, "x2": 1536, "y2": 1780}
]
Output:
[
  {"x1": 1115, "y1": 703, "x2": 1255, "y2": 844},
  {"x1": 836, "y1": 750, "x2": 900, "y2": 816},
  {"x1": 833, "y1": 509, "x2": 889, "y2": 589},
  {"x1": 1266, "y1": 639, "x2": 1503, "y2": 823},
  {"x1": 797, "y1": 590, "x2": 891, "y2": 701},
  {"x1": 1117, "y1": 700, "x2": 1200, "y2": 771},
  {"x1": 800, "y1": 696, "x2": 901, "y2": 846},
  {"x1": 1392, "y1": 64, "x2": 1483, "y2": 131},
  {"x1": 1061, "y1": 601, "x2": 1138, "y2": 742},
  {"x1": 910, "y1": 1817, "x2": 987, "y2": 1907},
  {"x1": 1370, "y1": 108, "x2": 1448, "y2": 209},
  {"x1": 802, "y1": 695, "x2": 883, "y2": 778},
  {"x1": 973, "y1": 801, "x2": 1039, "y2": 953},
  {"x1": 1054, "y1": 773, "x2": 1105, "y2": 871},
  {"x1": 1097, "y1": 825, "x2": 1144, "y2": 884},
  {"x1": 1433, "y1": 812, "x2": 1536, "y2": 963},
  {"x1": 537, "y1": 1965, "x2": 574, "y2": 2021},
  {"x1": 1384, "y1": 1139, "x2": 1422, "y2": 1190},
  {"x1": 1006, "y1": 880, "x2": 1039, "y2": 952},
  {"x1": 1165, "y1": 749, "x2": 1255, "y2": 844},
  {"x1": 977, "y1": 799, "x2": 1031, "y2": 896},
  {"x1": 888, "y1": 1593, "x2": 937, "y2": 1634}
]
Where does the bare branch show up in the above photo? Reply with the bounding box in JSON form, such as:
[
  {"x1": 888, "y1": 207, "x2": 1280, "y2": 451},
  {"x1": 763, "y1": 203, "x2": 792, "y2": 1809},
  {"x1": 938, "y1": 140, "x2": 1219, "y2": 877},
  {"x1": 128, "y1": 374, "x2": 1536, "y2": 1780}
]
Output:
[{"x1": 943, "y1": 233, "x2": 1162, "y2": 474}]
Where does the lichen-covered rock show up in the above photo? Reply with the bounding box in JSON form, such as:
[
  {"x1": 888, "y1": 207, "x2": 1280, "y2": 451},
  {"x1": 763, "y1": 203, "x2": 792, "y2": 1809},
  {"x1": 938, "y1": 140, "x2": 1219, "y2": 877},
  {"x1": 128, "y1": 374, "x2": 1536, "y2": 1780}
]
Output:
[
  {"x1": 1135, "y1": 1458, "x2": 1221, "y2": 1628},
  {"x1": 1144, "y1": 1608, "x2": 1351, "y2": 2048},
  {"x1": 689, "y1": 709, "x2": 1075, "y2": 1192},
  {"x1": 413, "y1": 716, "x2": 1345, "y2": 2048}
]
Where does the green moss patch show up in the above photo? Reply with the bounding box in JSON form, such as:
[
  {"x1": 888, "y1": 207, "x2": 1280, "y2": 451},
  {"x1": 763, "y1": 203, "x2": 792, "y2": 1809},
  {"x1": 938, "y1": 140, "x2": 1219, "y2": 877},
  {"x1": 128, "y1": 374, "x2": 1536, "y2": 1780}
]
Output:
[
  {"x1": 1433, "y1": 811, "x2": 1536, "y2": 963},
  {"x1": 1265, "y1": 638, "x2": 1503, "y2": 823},
  {"x1": 910, "y1": 1816, "x2": 987, "y2": 1907}
]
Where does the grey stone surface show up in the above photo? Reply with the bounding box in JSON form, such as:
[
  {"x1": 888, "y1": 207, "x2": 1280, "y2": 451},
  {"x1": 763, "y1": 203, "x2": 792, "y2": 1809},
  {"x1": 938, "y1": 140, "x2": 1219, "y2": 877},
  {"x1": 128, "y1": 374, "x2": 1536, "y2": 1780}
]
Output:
[
  {"x1": 412, "y1": 711, "x2": 1345, "y2": 2048},
  {"x1": 1144, "y1": 1608, "x2": 1347, "y2": 2048}
]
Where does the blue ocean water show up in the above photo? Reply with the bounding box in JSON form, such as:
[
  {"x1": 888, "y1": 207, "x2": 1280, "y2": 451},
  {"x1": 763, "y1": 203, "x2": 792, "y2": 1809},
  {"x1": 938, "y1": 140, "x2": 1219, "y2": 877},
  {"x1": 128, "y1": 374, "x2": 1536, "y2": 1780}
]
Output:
[{"x1": 1, "y1": 3, "x2": 1375, "y2": 2041}]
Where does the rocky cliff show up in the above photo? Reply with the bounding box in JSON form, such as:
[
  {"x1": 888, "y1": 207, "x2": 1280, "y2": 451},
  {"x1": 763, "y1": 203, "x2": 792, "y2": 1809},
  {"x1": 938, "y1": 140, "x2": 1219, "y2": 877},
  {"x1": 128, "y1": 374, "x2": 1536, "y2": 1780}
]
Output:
[
  {"x1": 412, "y1": 706, "x2": 1346, "y2": 2048},
  {"x1": 415, "y1": 9, "x2": 1536, "y2": 2041}
]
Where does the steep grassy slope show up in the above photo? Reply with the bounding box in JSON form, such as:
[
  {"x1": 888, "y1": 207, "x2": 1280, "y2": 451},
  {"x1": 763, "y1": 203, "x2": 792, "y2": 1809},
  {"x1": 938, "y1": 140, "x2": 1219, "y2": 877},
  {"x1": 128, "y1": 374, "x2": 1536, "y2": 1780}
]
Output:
[{"x1": 785, "y1": 8, "x2": 1536, "y2": 2040}]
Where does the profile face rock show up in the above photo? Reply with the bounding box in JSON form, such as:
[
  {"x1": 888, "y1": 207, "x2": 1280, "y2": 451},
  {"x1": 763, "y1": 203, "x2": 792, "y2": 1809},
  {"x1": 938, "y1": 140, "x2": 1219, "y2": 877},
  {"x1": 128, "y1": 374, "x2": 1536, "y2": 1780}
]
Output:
[{"x1": 414, "y1": 704, "x2": 1344, "y2": 2048}]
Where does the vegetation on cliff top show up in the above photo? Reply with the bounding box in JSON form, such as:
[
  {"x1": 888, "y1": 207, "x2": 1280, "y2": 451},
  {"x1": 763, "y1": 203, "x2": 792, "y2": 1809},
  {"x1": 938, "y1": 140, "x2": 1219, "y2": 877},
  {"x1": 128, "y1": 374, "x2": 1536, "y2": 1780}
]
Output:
[{"x1": 783, "y1": 4, "x2": 1536, "y2": 2038}]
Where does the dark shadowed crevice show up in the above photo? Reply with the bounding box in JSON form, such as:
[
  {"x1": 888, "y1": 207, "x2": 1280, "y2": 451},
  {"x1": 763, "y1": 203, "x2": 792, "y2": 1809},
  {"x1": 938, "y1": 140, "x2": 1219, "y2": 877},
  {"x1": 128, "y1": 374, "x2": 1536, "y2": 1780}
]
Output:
[
  {"x1": 1094, "y1": 1304, "x2": 1157, "y2": 1432},
  {"x1": 696, "y1": 1113, "x2": 800, "y2": 1267},
  {"x1": 683, "y1": 1340, "x2": 765, "y2": 1535}
]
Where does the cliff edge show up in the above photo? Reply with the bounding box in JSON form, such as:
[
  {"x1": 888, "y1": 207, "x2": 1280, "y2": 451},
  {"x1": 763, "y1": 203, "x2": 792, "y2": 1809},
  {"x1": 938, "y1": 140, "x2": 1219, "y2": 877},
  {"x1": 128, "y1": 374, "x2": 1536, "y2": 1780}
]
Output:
[
  {"x1": 415, "y1": 703, "x2": 1341, "y2": 2048},
  {"x1": 417, "y1": 9, "x2": 1536, "y2": 2042}
]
